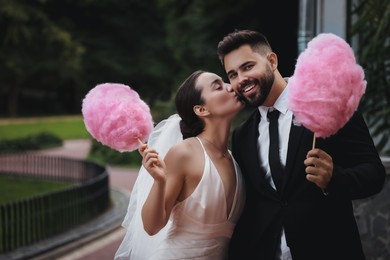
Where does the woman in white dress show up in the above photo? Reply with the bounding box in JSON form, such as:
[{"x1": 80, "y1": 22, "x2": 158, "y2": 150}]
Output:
[{"x1": 115, "y1": 70, "x2": 245, "y2": 260}]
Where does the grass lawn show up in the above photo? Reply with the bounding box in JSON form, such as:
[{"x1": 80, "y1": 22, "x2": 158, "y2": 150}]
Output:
[
  {"x1": 0, "y1": 116, "x2": 88, "y2": 205},
  {"x1": 0, "y1": 175, "x2": 71, "y2": 204},
  {"x1": 0, "y1": 115, "x2": 90, "y2": 140},
  {"x1": 0, "y1": 114, "x2": 142, "y2": 167}
]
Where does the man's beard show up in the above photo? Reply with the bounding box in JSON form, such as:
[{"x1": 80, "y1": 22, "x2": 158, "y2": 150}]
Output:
[{"x1": 238, "y1": 65, "x2": 275, "y2": 108}]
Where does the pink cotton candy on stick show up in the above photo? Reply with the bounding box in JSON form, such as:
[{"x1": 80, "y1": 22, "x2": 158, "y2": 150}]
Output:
[
  {"x1": 288, "y1": 33, "x2": 366, "y2": 140},
  {"x1": 82, "y1": 83, "x2": 153, "y2": 152}
]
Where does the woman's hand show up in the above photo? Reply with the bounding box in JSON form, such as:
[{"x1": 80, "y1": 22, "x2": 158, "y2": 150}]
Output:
[{"x1": 139, "y1": 144, "x2": 166, "y2": 182}]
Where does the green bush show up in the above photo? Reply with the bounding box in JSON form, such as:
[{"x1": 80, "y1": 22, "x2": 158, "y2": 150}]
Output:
[
  {"x1": 0, "y1": 132, "x2": 63, "y2": 153},
  {"x1": 88, "y1": 140, "x2": 142, "y2": 167}
]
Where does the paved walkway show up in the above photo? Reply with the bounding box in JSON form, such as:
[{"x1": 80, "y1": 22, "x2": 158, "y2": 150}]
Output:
[
  {"x1": 5, "y1": 139, "x2": 139, "y2": 260},
  {"x1": 55, "y1": 165, "x2": 138, "y2": 260}
]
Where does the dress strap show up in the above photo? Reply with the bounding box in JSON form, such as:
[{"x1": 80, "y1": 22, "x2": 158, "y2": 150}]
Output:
[{"x1": 195, "y1": 136, "x2": 207, "y2": 152}]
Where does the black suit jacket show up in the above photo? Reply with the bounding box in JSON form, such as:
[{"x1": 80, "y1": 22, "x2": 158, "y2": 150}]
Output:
[{"x1": 228, "y1": 109, "x2": 385, "y2": 260}]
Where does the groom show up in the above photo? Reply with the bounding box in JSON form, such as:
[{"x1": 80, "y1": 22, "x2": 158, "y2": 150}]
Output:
[{"x1": 217, "y1": 29, "x2": 385, "y2": 260}]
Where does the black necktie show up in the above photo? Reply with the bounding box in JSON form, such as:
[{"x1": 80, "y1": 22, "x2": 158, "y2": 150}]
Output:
[{"x1": 267, "y1": 109, "x2": 284, "y2": 192}]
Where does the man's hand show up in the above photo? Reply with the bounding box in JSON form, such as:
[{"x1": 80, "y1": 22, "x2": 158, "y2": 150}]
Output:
[{"x1": 304, "y1": 148, "x2": 333, "y2": 190}]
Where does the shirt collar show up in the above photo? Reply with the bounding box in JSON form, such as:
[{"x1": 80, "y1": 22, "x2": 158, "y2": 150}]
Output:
[{"x1": 258, "y1": 84, "x2": 289, "y2": 119}]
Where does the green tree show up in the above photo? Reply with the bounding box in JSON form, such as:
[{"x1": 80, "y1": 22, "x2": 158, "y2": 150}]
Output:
[
  {"x1": 53, "y1": 0, "x2": 175, "y2": 104},
  {"x1": 0, "y1": 0, "x2": 84, "y2": 117},
  {"x1": 158, "y1": 0, "x2": 298, "y2": 88},
  {"x1": 0, "y1": 0, "x2": 175, "y2": 117},
  {"x1": 350, "y1": 0, "x2": 390, "y2": 155},
  {"x1": 1, "y1": 0, "x2": 299, "y2": 118}
]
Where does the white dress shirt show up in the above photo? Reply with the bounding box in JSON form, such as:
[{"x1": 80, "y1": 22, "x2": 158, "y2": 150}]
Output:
[{"x1": 257, "y1": 86, "x2": 293, "y2": 260}]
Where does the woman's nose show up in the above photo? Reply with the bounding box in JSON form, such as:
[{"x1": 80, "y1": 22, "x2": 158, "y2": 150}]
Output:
[{"x1": 225, "y1": 83, "x2": 234, "y2": 92}]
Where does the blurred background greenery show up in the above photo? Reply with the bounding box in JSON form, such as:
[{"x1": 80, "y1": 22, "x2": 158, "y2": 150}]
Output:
[
  {"x1": 0, "y1": 0, "x2": 389, "y2": 156},
  {"x1": 0, "y1": 116, "x2": 143, "y2": 166}
]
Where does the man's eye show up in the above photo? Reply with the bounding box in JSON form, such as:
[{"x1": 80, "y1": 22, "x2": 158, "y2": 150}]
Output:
[
  {"x1": 244, "y1": 64, "x2": 253, "y2": 71},
  {"x1": 229, "y1": 73, "x2": 237, "y2": 79}
]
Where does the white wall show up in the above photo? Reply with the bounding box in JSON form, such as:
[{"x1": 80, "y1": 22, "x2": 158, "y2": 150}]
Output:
[{"x1": 316, "y1": 0, "x2": 347, "y2": 39}]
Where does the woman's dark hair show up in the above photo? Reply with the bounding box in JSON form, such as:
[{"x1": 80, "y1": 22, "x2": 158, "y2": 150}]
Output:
[{"x1": 175, "y1": 70, "x2": 206, "y2": 139}]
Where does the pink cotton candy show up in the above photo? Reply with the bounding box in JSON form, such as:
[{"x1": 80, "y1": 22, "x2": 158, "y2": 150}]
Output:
[
  {"x1": 82, "y1": 83, "x2": 153, "y2": 152},
  {"x1": 288, "y1": 33, "x2": 366, "y2": 138}
]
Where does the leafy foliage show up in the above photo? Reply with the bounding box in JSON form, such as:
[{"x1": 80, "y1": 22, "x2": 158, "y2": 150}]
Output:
[
  {"x1": 0, "y1": 0, "x2": 84, "y2": 116},
  {"x1": 88, "y1": 139, "x2": 142, "y2": 166},
  {"x1": 0, "y1": 132, "x2": 62, "y2": 153},
  {"x1": 158, "y1": 0, "x2": 299, "y2": 87},
  {"x1": 0, "y1": 0, "x2": 300, "y2": 118},
  {"x1": 350, "y1": 0, "x2": 390, "y2": 155},
  {"x1": 0, "y1": 0, "x2": 175, "y2": 116}
]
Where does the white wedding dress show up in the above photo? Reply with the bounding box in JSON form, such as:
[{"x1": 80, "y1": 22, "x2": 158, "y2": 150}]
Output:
[{"x1": 115, "y1": 115, "x2": 245, "y2": 260}]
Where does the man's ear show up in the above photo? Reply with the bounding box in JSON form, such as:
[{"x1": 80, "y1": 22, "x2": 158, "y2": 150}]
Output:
[
  {"x1": 194, "y1": 105, "x2": 209, "y2": 116},
  {"x1": 267, "y1": 52, "x2": 278, "y2": 71}
]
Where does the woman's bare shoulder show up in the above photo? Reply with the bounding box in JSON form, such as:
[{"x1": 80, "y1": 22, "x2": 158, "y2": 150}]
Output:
[{"x1": 165, "y1": 137, "x2": 199, "y2": 161}]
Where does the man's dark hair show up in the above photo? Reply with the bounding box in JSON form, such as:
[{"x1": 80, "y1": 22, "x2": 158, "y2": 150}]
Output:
[{"x1": 217, "y1": 29, "x2": 272, "y2": 65}]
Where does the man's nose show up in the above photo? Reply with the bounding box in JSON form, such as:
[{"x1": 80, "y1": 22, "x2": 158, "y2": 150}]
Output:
[{"x1": 237, "y1": 73, "x2": 248, "y2": 86}]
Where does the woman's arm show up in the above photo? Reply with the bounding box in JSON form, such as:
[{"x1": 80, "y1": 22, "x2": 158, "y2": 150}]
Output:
[{"x1": 139, "y1": 143, "x2": 186, "y2": 235}]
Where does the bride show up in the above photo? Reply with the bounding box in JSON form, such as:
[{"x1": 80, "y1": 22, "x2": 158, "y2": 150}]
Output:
[{"x1": 115, "y1": 70, "x2": 245, "y2": 260}]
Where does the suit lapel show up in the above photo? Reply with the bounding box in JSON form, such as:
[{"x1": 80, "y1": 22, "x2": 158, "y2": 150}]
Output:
[
  {"x1": 242, "y1": 110, "x2": 277, "y2": 194},
  {"x1": 241, "y1": 111, "x2": 266, "y2": 191},
  {"x1": 281, "y1": 121, "x2": 312, "y2": 194},
  {"x1": 238, "y1": 112, "x2": 313, "y2": 195}
]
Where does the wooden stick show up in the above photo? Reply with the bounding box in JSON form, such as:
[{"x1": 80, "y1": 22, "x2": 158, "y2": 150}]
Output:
[
  {"x1": 137, "y1": 138, "x2": 144, "y2": 146},
  {"x1": 312, "y1": 133, "x2": 316, "y2": 149}
]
